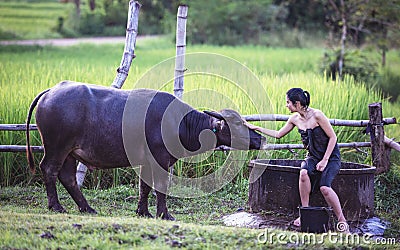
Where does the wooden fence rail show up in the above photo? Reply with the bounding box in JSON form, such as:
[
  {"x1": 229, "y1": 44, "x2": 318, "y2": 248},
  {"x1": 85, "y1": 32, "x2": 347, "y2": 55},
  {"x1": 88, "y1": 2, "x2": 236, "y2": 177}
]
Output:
[
  {"x1": 0, "y1": 117, "x2": 396, "y2": 131},
  {"x1": 1, "y1": 102, "x2": 398, "y2": 174},
  {"x1": 243, "y1": 115, "x2": 397, "y2": 127},
  {"x1": 0, "y1": 115, "x2": 395, "y2": 153}
]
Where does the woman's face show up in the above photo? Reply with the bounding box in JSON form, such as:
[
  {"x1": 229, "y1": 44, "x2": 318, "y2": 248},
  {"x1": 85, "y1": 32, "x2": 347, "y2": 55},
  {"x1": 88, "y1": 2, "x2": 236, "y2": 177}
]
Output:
[{"x1": 286, "y1": 96, "x2": 297, "y2": 113}]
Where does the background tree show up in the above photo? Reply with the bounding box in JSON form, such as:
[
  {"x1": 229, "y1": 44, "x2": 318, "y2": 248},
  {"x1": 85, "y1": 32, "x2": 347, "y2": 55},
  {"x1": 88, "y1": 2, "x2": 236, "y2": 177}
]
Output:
[
  {"x1": 89, "y1": 0, "x2": 96, "y2": 11},
  {"x1": 363, "y1": 0, "x2": 400, "y2": 67},
  {"x1": 74, "y1": 0, "x2": 80, "y2": 17}
]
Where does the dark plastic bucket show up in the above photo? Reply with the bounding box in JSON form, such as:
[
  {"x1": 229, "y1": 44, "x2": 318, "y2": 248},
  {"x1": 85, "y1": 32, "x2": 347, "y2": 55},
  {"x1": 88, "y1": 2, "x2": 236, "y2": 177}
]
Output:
[{"x1": 300, "y1": 206, "x2": 332, "y2": 233}]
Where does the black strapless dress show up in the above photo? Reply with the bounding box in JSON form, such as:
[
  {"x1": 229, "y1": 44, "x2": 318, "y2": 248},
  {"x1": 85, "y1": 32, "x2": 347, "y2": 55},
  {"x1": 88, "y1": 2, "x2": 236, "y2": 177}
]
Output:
[{"x1": 298, "y1": 126, "x2": 341, "y2": 188}]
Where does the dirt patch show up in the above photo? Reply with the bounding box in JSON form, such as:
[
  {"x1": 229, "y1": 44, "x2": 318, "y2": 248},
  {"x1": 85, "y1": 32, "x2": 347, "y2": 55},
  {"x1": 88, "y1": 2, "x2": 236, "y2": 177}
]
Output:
[
  {"x1": 222, "y1": 211, "x2": 390, "y2": 237},
  {"x1": 0, "y1": 35, "x2": 158, "y2": 47},
  {"x1": 223, "y1": 211, "x2": 297, "y2": 231}
]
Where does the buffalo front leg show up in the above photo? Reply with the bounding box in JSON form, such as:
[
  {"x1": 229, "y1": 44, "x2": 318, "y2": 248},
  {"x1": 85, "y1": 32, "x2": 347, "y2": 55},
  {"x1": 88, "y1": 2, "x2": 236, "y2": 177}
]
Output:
[
  {"x1": 136, "y1": 166, "x2": 153, "y2": 218},
  {"x1": 58, "y1": 155, "x2": 96, "y2": 213},
  {"x1": 40, "y1": 155, "x2": 66, "y2": 213}
]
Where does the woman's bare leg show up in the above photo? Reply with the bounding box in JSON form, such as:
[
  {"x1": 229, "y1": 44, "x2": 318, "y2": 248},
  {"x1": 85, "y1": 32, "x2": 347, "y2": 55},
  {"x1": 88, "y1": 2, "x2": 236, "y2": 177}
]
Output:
[
  {"x1": 294, "y1": 169, "x2": 311, "y2": 226},
  {"x1": 320, "y1": 186, "x2": 346, "y2": 221},
  {"x1": 320, "y1": 186, "x2": 348, "y2": 232}
]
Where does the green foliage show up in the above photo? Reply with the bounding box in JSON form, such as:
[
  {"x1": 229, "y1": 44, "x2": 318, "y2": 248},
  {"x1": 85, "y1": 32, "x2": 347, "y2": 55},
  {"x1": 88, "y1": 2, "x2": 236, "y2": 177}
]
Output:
[
  {"x1": 375, "y1": 162, "x2": 400, "y2": 238},
  {"x1": 273, "y1": 0, "x2": 327, "y2": 31},
  {"x1": 375, "y1": 164, "x2": 400, "y2": 215},
  {"x1": 102, "y1": 0, "x2": 128, "y2": 27},
  {"x1": 377, "y1": 67, "x2": 400, "y2": 102},
  {"x1": 183, "y1": 0, "x2": 286, "y2": 45},
  {"x1": 0, "y1": 28, "x2": 18, "y2": 40},
  {"x1": 321, "y1": 48, "x2": 400, "y2": 103},
  {"x1": 321, "y1": 49, "x2": 379, "y2": 83},
  {"x1": 139, "y1": 0, "x2": 176, "y2": 35},
  {"x1": 64, "y1": 1, "x2": 127, "y2": 37},
  {"x1": 363, "y1": 0, "x2": 400, "y2": 50},
  {"x1": 78, "y1": 8, "x2": 106, "y2": 35}
]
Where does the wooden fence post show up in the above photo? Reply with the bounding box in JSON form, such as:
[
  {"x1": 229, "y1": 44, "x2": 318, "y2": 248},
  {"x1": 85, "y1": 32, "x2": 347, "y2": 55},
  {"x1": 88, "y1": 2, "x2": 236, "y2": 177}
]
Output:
[{"x1": 368, "y1": 102, "x2": 391, "y2": 174}]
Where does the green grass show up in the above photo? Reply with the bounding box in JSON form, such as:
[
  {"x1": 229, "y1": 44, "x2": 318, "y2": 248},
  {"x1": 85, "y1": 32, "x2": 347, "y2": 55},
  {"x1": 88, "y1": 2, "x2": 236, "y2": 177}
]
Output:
[
  {"x1": 1, "y1": 183, "x2": 399, "y2": 249},
  {"x1": 0, "y1": 0, "x2": 73, "y2": 40}
]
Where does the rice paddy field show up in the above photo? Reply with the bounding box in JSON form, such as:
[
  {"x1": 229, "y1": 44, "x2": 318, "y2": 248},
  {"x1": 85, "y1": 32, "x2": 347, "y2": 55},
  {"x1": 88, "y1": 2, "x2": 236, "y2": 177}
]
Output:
[
  {"x1": 0, "y1": 0, "x2": 72, "y2": 40},
  {"x1": 0, "y1": 36, "x2": 399, "y2": 188}
]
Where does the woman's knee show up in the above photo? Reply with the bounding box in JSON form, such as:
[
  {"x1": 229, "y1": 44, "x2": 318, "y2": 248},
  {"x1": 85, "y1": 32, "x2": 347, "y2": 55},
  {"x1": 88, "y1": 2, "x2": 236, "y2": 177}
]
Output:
[
  {"x1": 320, "y1": 186, "x2": 332, "y2": 196},
  {"x1": 299, "y1": 169, "x2": 309, "y2": 182}
]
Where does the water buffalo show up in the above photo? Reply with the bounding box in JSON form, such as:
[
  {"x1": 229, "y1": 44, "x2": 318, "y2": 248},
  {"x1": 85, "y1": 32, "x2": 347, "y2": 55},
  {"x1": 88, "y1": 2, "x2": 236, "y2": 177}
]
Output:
[{"x1": 26, "y1": 81, "x2": 265, "y2": 220}]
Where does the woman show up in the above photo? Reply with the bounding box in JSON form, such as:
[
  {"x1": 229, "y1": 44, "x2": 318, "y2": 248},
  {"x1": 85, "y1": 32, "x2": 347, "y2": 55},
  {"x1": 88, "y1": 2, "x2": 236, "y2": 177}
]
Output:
[{"x1": 245, "y1": 88, "x2": 347, "y2": 228}]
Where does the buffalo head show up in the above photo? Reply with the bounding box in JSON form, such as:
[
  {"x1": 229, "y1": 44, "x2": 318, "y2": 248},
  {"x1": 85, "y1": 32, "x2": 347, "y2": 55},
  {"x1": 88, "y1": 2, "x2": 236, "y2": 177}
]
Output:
[{"x1": 204, "y1": 109, "x2": 265, "y2": 150}]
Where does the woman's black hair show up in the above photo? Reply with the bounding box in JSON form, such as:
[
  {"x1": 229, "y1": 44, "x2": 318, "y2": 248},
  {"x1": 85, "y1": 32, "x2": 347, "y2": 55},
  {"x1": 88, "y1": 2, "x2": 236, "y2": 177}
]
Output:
[{"x1": 286, "y1": 88, "x2": 310, "y2": 108}]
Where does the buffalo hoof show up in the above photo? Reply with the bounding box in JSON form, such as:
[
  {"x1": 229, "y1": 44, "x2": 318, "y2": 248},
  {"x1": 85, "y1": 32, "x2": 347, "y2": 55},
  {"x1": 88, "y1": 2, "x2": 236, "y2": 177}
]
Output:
[
  {"x1": 160, "y1": 212, "x2": 175, "y2": 221},
  {"x1": 79, "y1": 206, "x2": 97, "y2": 214},
  {"x1": 136, "y1": 209, "x2": 154, "y2": 218},
  {"x1": 49, "y1": 204, "x2": 67, "y2": 213}
]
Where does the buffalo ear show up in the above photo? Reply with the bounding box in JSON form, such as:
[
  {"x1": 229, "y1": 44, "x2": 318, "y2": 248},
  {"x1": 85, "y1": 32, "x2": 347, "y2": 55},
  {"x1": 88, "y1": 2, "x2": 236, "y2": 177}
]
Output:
[{"x1": 204, "y1": 110, "x2": 225, "y2": 120}]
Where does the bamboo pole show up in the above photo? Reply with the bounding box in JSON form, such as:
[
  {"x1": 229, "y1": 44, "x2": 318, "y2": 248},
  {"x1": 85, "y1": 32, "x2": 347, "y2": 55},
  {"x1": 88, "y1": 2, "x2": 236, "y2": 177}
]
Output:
[
  {"x1": 111, "y1": 1, "x2": 141, "y2": 89},
  {"x1": 215, "y1": 142, "x2": 371, "y2": 151},
  {"x1": 384, "y1": 136, "x2": 400, "y2": 152},
  {"x1": 0, "y1": 112, "x2": 397, "y2": 154},
  {"x1": 169, "y1": 5, "x2": 188, "y2": 182},
  {"x1": 243, "y1": 114, "x2": 397, "y2": 127},
  {"x1": 0, "y1": 141, "x2": 373, "y2": 153},
  {"x1": 0, "y1": 124, "x2": 38, "y2": 131},
  {"x1": 76, "y1": 1, "x2": 141, "y2": 187},
  {"x1": 1, "y1": 116, "x2": 395, "y2": 131},
  {"x1": 0, "y1": 145, "x2": 43, "y2": 152},
  {"x1": 173, "y1": 5, "x2": 188, "y2": 99}
]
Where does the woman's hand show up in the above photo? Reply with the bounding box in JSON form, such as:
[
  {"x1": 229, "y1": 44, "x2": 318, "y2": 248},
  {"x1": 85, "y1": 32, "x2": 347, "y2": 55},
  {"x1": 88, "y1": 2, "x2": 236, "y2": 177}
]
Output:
[
  {"x1": 243, "y1": 121, "x2": 259, "y2": 131},
  {"x1": 316, "y1": 159, "x2": 328, "y2": 172}
]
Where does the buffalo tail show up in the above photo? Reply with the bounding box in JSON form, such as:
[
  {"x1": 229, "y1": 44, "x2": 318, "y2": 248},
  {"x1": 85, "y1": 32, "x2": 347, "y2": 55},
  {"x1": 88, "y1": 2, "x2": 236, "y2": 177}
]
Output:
[{"x1": 26, "y1": 88, "x2": 50, "y2": 174}]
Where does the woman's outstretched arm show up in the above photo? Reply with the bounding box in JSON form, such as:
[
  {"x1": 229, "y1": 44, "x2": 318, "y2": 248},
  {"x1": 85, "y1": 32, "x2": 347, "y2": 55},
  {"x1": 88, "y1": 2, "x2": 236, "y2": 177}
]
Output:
[{"x1": 244, "y1": 116, "x2": 296, "y2": 139}]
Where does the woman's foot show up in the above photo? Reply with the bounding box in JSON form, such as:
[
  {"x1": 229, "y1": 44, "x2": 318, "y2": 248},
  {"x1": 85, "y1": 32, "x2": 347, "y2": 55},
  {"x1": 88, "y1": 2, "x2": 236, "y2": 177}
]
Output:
[
  {"x1": 293, "y1": 217, "x2": 301, "y2": 227},
  {"x1": 336, "y1": 221, "x2": 350, "y2": 234}
]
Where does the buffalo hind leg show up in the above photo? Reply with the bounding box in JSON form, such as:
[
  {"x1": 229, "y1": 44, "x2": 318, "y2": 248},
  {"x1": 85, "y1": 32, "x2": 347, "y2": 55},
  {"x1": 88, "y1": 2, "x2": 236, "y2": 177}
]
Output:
[
  {"x1": 58, "y1": 155, "x2": 96, "y2": 214},
  {"x1": 40, "y1": 154, "x2": 66, "y2": 213},
  {"x1": 136, "y1": 179, "x2": 153, "y2": 218},
  {"x1": 154, "y1": 165, "x2": 175, "y2": 220}
]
